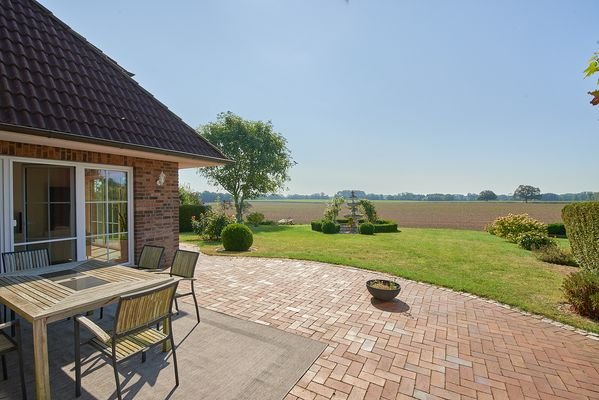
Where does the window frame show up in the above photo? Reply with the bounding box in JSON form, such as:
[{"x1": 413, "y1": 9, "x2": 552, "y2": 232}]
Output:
[{"x1": 1, "y1": 156, "x2": 134, "y2": 264}]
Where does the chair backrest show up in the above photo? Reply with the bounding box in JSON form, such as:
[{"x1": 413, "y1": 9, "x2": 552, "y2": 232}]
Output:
[
  {"x1": 137, "y1": 245, "x2": 165, "y2": 269},
  {"x1": 2, "y1": 249, "x2": 50, "y2": 274},
  {"x1": 113, "y1": 280, "x2": 179, "y2": 336},
  {"x1": 170, "y1": 250, "x2": 200, "y2": 279}
]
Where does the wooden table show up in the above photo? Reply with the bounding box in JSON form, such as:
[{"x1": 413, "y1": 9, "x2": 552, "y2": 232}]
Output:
[{"x1": 0, "y1": 260, "x2": 174, "y2": 400}]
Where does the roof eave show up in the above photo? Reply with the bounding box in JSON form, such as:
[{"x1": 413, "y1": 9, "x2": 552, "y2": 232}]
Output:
[{"x1": 0, "y1": 123, "x2": 234, "y2": 167}]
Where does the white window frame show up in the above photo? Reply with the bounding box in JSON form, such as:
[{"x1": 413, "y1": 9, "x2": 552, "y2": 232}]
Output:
[{"x1": 0, "y1": 156, "x2": 134, "y2": 264}]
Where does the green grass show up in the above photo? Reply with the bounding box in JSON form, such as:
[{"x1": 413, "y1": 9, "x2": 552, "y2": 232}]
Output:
[{"x1": 180, "y1": 225, "x2": 599, "y2": 333}]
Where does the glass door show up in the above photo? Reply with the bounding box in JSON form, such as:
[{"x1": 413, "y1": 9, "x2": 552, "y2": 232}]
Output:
[
  {"x1": 85, "y1": 169, "x2": 129, "y2": 263},
  {"x1": 12, "y1": 163, "x2": 77, "y2": 264}
]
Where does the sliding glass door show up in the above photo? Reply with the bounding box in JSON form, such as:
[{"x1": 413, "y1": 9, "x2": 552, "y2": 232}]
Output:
[
  {"x1": 12, "y1": 163, "x2": 76, "y2": 264},
  {"x1": 85, "y1": 169, "x2": 129, "y2": 263},
  {"x1": 8, "y1": 160, "x2": 132, "y2": 265}
]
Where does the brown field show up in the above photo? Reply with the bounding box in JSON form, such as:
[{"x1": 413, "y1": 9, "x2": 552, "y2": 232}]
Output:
[{"x1": 246, "y1": 201, "x2": 566, "y2": 230}]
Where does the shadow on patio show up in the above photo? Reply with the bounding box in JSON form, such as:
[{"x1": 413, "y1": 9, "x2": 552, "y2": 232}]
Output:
[{"x1": 0, "y1": 301, "x2": 325, "y2": 399}]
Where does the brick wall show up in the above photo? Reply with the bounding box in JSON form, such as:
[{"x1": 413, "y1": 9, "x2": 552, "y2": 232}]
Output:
[{"x1": 0, "y1": 140, "x2": 180, "y2": 266}]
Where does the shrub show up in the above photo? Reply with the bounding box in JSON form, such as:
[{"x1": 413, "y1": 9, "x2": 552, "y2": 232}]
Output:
[
  {"x1": 191, "y1": 211, "x2": 235, "y2": 240},
  {"x1": 562, "y1": 270, "x2": 599, "y2": 319},
  {"x1": 221, "y1": 223, "x2": 254, "y2": 251},
  {"x1": 358, "y1": 199, "x2": 378, "y2": 223},
  {"x1": 359, "y1": 222, "x2": 375, "y2": 235},
  {"x1": 517, "y1": 232, "x2": 556, "y2": 251},
  {"x1": 322, "y1": 221, "x2": 340, "y2": 234},
  {"x1": 486, "y1": 214, "x2": 547, "y2": 243},
  {"x1": 246, "y1": 212, "x2": 265, "y2": 227},
  {"x1": 562, "y1": 202, "x2": 599, "y2": 272},
  {"x1": 373, "y1": 223, "x2": 399, "y2": 233},
  {"x1": 547, "y1": 222, "x2": 567, "y2": 237},
  {"x1": 311, "y1": 220, "x2": 323, "y2": 232},
  {"x1": 260, "y1": 220, "x2": 276, "y2": 226},
  {"x1": 533, "y1": 245, "x2": 578, "y2": 267},
  {"x1": 180, "y1": 204, "x2": 210, "y2": 232}
]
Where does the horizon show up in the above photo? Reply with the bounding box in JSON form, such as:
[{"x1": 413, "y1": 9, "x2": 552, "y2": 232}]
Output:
[
  {"x1": 186, "y1": 187, "x2": 598, "y2": 199},
  {"x1": 39, "y1": 0, "x2": 599, "y2": 195}
]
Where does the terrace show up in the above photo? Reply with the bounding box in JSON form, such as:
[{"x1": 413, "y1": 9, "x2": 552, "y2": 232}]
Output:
[{"x1": 2, "y1": 246, "x2": 599, "y2": 399}]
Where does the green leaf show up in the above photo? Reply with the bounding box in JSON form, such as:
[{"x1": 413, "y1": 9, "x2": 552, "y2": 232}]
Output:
[{"x1": 584, "y1": 61, "x2": 599, "y2": 78}]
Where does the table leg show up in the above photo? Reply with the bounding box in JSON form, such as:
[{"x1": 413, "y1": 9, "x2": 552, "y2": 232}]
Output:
[
  {"x1": 32, "y1": 318, "x2": 51, "y2": 400},
  {"x1": 162, "y1": 317, "x2": 171, "y2": 352}
]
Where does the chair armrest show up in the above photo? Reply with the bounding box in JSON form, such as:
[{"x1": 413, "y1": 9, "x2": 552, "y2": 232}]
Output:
[
  {"x1": 76, "y1": 316, "x2": 111, "y2": 343},
  {"x1": 178, "y1": 277, "x2": 197, "y2": 281},
  {"x1": 0, "y1": 319, "x2": 18, "y2": 330}
]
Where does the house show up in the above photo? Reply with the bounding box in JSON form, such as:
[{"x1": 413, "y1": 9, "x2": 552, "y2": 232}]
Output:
[{"x1": 0, "y1": 0, "x2": 230, "y2": 267}]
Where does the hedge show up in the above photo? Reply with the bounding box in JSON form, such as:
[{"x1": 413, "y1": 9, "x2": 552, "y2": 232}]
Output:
[
  {"x1": 562, "y1": 202, "x2": 599, "y2": 271},
  {"x1": 359, "y1": 222, "x2": 375, "y2": 235},
  {"x1": 180, "y1": 204, "x2": 210, "y2": 232},
  {"x1": 373, "y1": 222, "x2": 399, "y2": 233},
  {"x1": 311, "y1": 220, "x2": 323, "y2": 232},
  {"x1": 322, "y1": 221, "x2": 340, "y2": 234},
  {"x1": 547, "y1": 222, "x2": 567, "y2": 237}
]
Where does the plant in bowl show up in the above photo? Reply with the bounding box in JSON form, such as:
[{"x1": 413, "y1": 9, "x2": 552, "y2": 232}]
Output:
[{"x1": 366, "y1": 279, "x2": 401, "y2": 301}]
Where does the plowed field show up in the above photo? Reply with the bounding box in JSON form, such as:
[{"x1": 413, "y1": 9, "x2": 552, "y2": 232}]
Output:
[{"x1": 247, "y1": 201, "x2": 566, "y2": 230}]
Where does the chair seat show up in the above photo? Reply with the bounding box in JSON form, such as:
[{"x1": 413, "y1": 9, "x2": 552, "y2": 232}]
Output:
[
  {"x1": 90, "y1": 328, "x2": 168, "y2": 361},
  {"x1": 0, "y1": 332, "x2": 16, "y2": 354}
]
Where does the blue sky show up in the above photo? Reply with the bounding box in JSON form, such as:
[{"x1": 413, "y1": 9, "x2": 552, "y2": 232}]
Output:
[{"x1": 41, "y1": 0, "x2": 599, "y2": 195}]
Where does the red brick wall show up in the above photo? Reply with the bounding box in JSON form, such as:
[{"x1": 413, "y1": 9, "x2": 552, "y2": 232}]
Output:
[{"x1": 0, "y1": 140, "x2": 180, "y2": 266}]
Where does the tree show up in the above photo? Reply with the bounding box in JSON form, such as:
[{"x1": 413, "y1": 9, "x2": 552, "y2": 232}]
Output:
[
  {"x1": 478, "y1": 190, "x2": 497, "y2": 201},
  {"x1": 323, "y1": 195, "x2": 345, "y2": 221},
  {"x1": 584, "y1": 51, "x2": 599, "y2": 106},
  {"x1": 514, "y1": 185, "x2": 541, "y2": 203},
  {"x1": 197, "y1": 112, "x2": 293, "y2": 222},
  {"x1": 179, "y1": 184, "x2": 201, "y2": 205}
]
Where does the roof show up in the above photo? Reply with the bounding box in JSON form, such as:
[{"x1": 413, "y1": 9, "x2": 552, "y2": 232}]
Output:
[{"x1": 0, "y1": 0, "x2": 230, "y2": 164}]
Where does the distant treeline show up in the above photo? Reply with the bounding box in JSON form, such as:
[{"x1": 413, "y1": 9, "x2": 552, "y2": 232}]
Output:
[{"x1": 197, "y1": 190, "x2": 599, "y2": 203}]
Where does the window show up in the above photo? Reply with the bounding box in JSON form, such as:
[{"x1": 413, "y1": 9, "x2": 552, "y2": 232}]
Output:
[
  {"x1": 12, "y1": 163, "x2": 76, "y2": 264},
  {"x1": 85, "y1": 169, "x2": 129, "y2": 263}
]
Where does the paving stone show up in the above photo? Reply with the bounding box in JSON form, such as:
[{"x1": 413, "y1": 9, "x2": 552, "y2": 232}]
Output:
[{"x1": 181, "y1": 248, "x2": 599, "y2": 400}]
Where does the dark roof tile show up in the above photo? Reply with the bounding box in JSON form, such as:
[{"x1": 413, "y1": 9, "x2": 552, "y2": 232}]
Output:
[{"x1": 0, "y1": 0, "x2": 228, "y2": 163}]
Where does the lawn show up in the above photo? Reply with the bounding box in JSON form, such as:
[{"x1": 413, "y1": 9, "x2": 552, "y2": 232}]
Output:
[{"x1": 180, "y1": 225, "x2": 599, "y2": 333}]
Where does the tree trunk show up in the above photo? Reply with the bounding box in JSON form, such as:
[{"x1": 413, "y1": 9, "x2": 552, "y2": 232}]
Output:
[{"x1": 234, "y1": 196, "x2": 243, "y2": 223}]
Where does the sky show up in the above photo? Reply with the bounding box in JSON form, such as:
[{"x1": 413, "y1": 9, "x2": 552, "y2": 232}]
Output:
[{"x1": 40, "y1": 0, "x2": 599, "y2": 195}]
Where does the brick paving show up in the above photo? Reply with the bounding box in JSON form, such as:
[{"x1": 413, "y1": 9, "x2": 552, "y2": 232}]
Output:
[{"x1": 180, "y1": 247, "x2": 599, "y2": 400}]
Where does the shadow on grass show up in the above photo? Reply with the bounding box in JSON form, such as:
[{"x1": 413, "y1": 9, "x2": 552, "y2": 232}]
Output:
[{"x1": 370, "y1": 298, "x2": 411, "y2": 314}]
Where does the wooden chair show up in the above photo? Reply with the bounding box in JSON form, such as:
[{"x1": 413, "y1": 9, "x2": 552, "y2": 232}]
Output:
[
  {"x1": 2, "y1": 249, "x2": 50, "y2": 334},
  {"x1": 2, "y1": 248, "x2": 50, "y2": 273},
  {"x1": 167, "y1": 250, "x2": 201, "y2": 323},
  {"x1": 131, "y1": 245, "x2": 165, "y2": 271},
  {"x1": 0, "y1": 319, "x2": 27, "y2": 399},
  {"x1": 74, "y1": 280, "x2": 180, "y2": 400}
]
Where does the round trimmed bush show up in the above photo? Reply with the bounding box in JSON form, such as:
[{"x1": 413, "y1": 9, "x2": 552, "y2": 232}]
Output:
[
  {"x1": 322, "y1": 221, "x2": 339, "y2": 234},
  {"x1": 221, "y1": 223, "x2": 253, "y2": 251},
  {"x1": 359, "y1": 222, "x2": 375, "y2": 235},
  {"x1": 311, "y1": 220, "x2": 323, "y2": 232}
]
